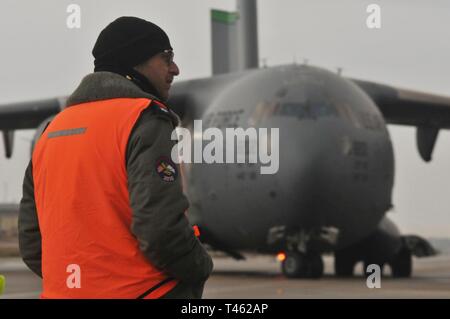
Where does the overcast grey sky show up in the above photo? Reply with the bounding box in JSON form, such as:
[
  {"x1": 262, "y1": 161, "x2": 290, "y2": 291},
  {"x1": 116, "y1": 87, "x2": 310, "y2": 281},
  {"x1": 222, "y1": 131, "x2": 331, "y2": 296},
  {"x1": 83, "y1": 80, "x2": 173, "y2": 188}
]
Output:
[{"x1": 0, "y1": 0, "x2": 449, "y2": 237}]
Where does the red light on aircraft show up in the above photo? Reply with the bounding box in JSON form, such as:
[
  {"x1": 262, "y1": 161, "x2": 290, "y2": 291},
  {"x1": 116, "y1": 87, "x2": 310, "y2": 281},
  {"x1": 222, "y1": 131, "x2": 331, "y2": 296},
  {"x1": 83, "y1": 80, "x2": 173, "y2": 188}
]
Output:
[{"x1": 276, "y1": 252, "x2": 286, "y2": 262}]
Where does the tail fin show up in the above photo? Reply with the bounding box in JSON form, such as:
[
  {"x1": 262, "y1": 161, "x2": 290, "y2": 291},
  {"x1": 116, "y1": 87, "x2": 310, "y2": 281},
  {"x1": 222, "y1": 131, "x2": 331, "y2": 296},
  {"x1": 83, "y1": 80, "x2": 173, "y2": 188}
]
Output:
[{"x1": 211, "y1": 0, "x2": 259, "y2": 75}]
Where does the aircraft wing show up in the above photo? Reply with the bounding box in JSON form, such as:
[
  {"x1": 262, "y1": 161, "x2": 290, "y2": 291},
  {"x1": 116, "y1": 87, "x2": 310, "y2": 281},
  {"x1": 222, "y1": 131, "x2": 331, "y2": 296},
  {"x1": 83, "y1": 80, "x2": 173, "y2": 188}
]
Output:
[
  {"x1": 0, "y1": 98, "x2": 63, "y2": 131},
  {"x1": 0, "y1": 90, "x2": 192, "y2": 159},
  {"x1": 351, "y1": 79, "x2": 450, "y2": 161},
  {"x1": 2, "y1": 79, "x2": 450, "y2": 162},
  {"x1": 0, "y1": 98, "x2": 64, "y2": 158}
]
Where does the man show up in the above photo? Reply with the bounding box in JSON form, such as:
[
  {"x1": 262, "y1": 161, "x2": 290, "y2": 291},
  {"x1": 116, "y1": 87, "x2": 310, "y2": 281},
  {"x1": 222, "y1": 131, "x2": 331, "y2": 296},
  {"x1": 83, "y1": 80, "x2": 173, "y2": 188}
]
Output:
[{"x1": 19, "y1": 16, "x2": 213, "y2": 299}]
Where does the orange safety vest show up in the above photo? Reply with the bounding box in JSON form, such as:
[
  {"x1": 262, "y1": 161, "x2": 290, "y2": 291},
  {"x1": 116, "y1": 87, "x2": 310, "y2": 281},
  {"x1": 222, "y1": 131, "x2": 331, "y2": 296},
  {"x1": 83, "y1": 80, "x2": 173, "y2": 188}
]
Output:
[{"x1": 32, "y1": 97, "x2": 178, "y2": 298}]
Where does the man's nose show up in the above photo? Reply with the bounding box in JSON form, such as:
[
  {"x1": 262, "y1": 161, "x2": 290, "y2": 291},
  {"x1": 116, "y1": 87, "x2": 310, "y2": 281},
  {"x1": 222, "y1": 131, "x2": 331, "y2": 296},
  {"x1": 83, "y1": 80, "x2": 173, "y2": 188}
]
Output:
[{"x1": 170, "y1": 61, "x2": 180, "y2": 76}]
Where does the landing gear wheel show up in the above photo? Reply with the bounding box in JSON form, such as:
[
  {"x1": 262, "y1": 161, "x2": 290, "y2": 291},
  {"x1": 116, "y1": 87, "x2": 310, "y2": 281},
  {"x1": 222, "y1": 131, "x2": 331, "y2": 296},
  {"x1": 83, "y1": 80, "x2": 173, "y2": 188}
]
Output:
[
  {"x1": 282, "y1": 252, "x2": 305, "y2": 278},
  {"x1": 334, "y1": 251, "x2": 356, "y2": 277},
  {"x1": 306, "y1": 253, "x2": 324, "y2": 279},
  {"x1": 281, "y1": 252, "x2": 324, "y2": 279},
  {"x1": 390, "y1": 247, "x2": 412, "y2": 278}
]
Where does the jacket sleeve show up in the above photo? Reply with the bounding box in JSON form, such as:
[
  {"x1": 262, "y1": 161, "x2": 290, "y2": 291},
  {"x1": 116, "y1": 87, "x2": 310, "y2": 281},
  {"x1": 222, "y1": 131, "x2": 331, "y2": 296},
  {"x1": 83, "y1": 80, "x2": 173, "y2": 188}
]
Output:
[
  {"x1": 126, "y1": 109, "x2": 213, "y2": 284},
  {"x1": 18, "y1": 160, "x2": 42, "y2": 278}
]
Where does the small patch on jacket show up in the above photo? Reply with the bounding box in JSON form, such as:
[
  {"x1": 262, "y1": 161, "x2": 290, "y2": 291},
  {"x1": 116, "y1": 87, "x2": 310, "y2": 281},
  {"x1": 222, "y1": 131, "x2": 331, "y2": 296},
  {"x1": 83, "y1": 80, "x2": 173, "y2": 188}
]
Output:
[
  {"x1": 147, "y1": 100, "x2": 179, "y2": 127},
  {"x1": 155, "y1": 156, "x2": 178, "y2": 182},
  {"x1": 152, "y1": 100, "x2": 169, "y2": 113}
]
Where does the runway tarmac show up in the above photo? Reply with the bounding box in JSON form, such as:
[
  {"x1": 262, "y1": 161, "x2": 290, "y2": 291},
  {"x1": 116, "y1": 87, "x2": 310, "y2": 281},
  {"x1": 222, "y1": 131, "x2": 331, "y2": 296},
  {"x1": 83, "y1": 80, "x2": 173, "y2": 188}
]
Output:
[{"x1": 1, "y1": 254, "x2": 449, "y2": 299}]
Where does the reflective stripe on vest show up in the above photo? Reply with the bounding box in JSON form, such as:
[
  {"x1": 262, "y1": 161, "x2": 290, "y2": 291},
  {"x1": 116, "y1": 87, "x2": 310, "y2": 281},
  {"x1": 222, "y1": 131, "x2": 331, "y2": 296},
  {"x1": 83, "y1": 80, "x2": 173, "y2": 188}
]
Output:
[{"x1": 32, "y1": 97, "x2": 178, "y2": 298}]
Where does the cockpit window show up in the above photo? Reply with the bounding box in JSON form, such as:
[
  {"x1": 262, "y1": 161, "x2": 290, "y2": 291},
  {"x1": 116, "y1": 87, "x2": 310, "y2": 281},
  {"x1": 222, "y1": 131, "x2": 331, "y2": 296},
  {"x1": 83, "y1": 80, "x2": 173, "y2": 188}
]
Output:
[{"x1": 276, "y1": 99, "x2": 337, "y2": 120}]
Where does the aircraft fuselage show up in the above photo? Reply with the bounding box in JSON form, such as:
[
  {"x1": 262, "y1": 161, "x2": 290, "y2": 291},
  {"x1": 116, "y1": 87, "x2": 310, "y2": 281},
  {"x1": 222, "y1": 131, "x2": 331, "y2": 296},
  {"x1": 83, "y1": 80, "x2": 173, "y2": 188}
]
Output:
[{"x1": 170, "y1": 64, "x2": 395, "y2": 254}]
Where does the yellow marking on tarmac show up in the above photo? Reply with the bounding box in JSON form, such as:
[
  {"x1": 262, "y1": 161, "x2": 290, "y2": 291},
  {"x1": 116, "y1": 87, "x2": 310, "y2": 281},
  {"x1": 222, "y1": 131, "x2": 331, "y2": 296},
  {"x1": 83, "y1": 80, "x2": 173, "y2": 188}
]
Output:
[{"x1": 0, "y1": 275, "x2": 5, "y2": 295}]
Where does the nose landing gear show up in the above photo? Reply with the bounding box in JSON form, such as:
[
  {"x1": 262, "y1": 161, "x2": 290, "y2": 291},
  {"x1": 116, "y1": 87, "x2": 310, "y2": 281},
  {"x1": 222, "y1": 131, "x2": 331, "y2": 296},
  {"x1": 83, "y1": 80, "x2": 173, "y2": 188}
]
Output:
[{"x1": 268, "y1": 225, "x2": 338, "y2": 279}]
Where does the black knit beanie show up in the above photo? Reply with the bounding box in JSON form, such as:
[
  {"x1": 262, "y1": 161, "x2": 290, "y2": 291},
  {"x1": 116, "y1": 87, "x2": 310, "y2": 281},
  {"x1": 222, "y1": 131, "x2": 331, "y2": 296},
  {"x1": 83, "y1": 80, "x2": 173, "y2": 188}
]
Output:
[{"x1": 92, "y1": 16, "x2": 173, "y2": 70}]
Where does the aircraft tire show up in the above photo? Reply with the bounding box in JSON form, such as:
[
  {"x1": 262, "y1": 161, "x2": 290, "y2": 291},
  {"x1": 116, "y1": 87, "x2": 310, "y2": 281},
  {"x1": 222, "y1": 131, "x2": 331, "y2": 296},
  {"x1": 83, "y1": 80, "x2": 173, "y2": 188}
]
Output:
[
  {"x1": 390, "y1": 247, "x2": 412, "y2": 278},
  {"x1": 334, "y1": 251, "x2": 356, "y2": 277},
  {"x1": 306, "y1": 253, "x2": 324, "y2": 279},
  {"x1": 282, "y1": 252, "x2": 306, "y2": 278},
  {"x1": 282, "y1": 252, "x2": 324, "y2": 279}
]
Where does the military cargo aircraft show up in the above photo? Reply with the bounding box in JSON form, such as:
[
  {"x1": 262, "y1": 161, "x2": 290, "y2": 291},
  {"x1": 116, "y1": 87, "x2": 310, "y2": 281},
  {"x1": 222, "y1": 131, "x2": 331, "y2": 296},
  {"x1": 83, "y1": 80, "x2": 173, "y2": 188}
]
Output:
[{"x1": 0, "y1": 0, "x2": 446, "y2": 278}]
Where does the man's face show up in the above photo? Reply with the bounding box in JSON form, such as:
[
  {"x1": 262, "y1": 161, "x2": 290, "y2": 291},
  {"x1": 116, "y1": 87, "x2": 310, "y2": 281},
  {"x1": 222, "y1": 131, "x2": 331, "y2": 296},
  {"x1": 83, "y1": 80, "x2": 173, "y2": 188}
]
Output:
[{"x1": 134, "y1": 50, "x2": 180, "y2": 101}]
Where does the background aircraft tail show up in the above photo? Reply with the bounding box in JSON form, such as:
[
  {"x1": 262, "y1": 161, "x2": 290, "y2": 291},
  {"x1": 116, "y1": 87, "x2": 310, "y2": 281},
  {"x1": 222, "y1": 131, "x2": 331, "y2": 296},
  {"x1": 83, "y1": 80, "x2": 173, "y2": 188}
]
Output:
[{"x1": 211, "y1": 0, "x2": 259, "y2": 75}]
